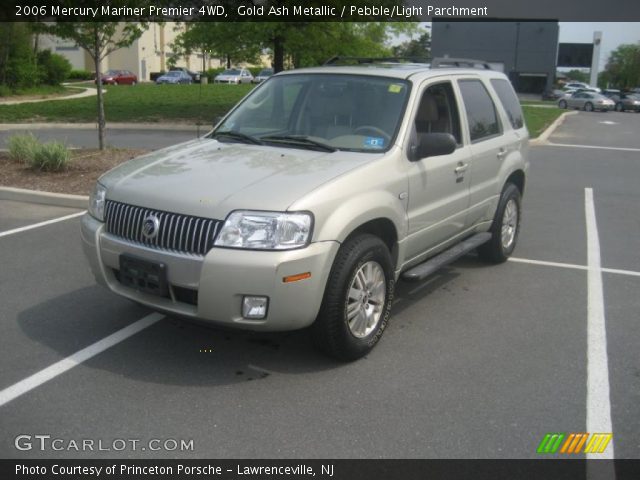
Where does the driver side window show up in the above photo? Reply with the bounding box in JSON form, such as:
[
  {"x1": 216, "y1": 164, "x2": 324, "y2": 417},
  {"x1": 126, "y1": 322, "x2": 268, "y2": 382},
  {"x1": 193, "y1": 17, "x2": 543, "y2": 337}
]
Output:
[{"x1": 414, "y1": 82, "x2": 462, "y2": 145}]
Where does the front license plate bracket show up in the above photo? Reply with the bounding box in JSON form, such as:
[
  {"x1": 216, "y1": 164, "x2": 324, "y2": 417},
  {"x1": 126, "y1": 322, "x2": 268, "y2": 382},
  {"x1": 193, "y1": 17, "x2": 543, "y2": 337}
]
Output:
[{"x1": 118, "y1": 254, "x2": 168, "y2": 297}]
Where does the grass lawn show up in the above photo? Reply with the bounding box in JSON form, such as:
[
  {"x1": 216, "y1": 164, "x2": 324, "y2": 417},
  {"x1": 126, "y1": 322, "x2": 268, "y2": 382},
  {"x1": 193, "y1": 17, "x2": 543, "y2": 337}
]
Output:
[
  {"x1": 0, "y1": 84, "x2": 255, "y2": 124},
  {"x1": 0, "y1": 83, "x2": 562, "y2": 138},
  {"x1": 522, "y1": 106, "x2": 564, "y2": 138},
  {"x1": 0, "y1": 85, "x2": 77, "y2": 99}
]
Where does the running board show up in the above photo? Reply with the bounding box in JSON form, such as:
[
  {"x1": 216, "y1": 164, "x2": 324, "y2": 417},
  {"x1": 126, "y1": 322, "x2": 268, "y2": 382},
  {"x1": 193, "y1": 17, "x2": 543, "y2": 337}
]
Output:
[{"x1": 401, "y1": 232, "x2": 492, "y2": 281}]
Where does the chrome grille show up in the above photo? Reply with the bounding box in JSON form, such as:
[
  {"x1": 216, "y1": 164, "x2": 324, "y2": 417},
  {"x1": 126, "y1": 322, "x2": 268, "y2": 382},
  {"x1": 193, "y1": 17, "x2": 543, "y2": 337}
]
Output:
[{"x1": 104, "y1": 200, "x2": 221, "y2": 256}]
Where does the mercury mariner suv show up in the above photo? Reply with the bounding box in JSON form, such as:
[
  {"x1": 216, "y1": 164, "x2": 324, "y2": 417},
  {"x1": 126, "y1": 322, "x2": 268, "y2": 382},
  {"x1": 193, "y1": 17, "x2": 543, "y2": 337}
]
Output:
[{"x1": 81, "y1": 58, "x2": 529, "y2": 360}]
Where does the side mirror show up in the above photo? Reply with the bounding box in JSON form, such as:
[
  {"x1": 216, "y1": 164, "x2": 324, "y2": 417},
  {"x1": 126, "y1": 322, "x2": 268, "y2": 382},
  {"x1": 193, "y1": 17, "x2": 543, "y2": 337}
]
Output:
[{"x1": 413, "y1": 133, "x2": 457, "y2": 160}]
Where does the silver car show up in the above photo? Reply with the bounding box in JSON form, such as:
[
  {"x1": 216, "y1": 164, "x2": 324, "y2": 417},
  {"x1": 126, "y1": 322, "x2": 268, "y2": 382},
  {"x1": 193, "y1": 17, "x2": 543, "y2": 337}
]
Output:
[
  {"x1": 82, "y1": 62, "x2": 529, "y2": 360},
  {"x1": 558, "y1": 92, "x2": 615, "y2": 111},
  {"x1": 214, "y1": 68, "x2": 253, "y2": 84}
]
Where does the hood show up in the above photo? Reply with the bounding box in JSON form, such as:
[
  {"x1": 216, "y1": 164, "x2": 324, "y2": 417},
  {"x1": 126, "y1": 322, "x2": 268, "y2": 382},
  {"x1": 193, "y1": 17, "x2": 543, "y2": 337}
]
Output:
[{"x1": 101, "y1": 138, "x2": 376, "y2": 220}]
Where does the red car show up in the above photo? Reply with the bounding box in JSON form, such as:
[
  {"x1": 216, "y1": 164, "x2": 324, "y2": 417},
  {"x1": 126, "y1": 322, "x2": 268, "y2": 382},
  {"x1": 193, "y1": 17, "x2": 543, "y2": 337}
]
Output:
[{"x1": 96, "y1": 70, "x2": 137, "y2": 85}]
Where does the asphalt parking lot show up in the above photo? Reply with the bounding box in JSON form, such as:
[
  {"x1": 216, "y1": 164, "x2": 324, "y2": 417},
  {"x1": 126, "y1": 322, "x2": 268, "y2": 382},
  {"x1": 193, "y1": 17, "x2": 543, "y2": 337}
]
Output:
[{"x1": 0, "y1": 110, "x2": 638, "y2": 460}]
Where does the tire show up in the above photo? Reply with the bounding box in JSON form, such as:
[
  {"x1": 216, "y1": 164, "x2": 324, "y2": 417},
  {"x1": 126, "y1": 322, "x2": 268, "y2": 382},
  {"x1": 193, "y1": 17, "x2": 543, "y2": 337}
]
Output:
[
  {"x1": 131, "y1": 81, "x2": 136, "y2": 86},
  {"x1": 113, "y1": 81, "x2": 118, "y2": 86},
  {"x1": 477, "y1": 183, "x2": 522, "y2": 264},
  {"x1": 615, "y1": 103, "x2": 623, "y2": 112},
  {"x1": 558, "y1": 100, "x2": 567, "y2": 109},
  {"x1": 312, "y1": 234, "x2": 395, "y2": 361},
  {"x1": 584, "y1": 102, "x2": 593, "y2": 112}
]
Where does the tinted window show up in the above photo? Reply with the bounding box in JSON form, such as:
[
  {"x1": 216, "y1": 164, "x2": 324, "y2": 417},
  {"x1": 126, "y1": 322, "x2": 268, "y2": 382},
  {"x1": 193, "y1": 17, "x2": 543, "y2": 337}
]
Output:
[
  {"x1": 458, "y1": 79, "x2": 501, "y2": 142},
  {"x1": 490, "y1": 78, "x2": 524, "y2": 129}
]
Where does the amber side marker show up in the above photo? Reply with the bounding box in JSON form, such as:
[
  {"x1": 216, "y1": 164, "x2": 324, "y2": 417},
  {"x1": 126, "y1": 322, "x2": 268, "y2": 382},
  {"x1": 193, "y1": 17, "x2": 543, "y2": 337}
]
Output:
[{"x1": 283, "y1": 272, "x2": 312, "y2": 283}]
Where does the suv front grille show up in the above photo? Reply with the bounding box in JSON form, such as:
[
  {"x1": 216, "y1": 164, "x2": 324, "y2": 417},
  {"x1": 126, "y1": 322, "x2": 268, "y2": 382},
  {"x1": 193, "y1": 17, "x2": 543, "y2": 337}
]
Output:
[{"x1": 104, "y1": 200, "x2": 221, "y2": 256}]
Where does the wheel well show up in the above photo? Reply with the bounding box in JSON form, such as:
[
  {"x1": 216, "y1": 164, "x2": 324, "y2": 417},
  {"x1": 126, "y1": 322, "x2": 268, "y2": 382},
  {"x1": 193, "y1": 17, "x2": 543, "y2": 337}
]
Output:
[
  {"x1": 347, "y1": 218, "x2": 398, "y2": 268},
  {"x1": 506, "y1": 170, "x2": 525, "y2": 195}
]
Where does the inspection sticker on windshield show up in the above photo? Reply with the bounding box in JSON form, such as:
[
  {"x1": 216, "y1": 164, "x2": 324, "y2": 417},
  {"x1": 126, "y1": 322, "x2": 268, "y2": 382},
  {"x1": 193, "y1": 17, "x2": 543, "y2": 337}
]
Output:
[
  {"x1": 364, "y1": 137, "x2": 385, "y2": 149},
  {"x1": 388, "y1": 84, "x2": 404, "y2": 93}
]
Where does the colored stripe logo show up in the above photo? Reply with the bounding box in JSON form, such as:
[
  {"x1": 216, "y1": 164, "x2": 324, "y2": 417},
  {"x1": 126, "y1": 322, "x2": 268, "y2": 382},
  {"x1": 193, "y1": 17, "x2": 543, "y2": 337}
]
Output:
[{"x1": 537, "y1": 433, "x2": 612, "y2": 454}]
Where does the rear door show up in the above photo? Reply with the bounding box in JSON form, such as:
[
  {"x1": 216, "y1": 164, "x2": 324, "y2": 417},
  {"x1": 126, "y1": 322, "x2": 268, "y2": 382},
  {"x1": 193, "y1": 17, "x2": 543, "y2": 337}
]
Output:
[{"x1": 456, "y1": 77, "x2": 508, "y2": 227}]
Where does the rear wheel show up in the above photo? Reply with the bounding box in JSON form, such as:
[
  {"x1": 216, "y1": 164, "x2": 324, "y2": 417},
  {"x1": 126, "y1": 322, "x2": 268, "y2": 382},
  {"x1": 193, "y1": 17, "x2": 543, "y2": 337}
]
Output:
[
  {"x1": 312, "y1": 234, "x2": 394, "y2": 361},
  {"x1": 478, "y1": 183, "x2": 522, "y2": 264},
  {"x1": 113, "y1": 80, "x2": 118, "y2": 86},
  {"x1": 584, "y1": 102, "x2": 594, "y2": 112},
  {"x1": 615, "y1": 103, "x2": 623, "y2": 112}
]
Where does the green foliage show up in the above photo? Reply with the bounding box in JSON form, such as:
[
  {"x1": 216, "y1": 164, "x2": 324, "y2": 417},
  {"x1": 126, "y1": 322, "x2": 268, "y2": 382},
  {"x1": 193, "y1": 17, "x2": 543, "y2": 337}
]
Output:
[
  {"x1": 7, "y1": 133, "x2": 40, "y2": 164},
  {"x1": 7, "y1": 133, "x2": 70, "y2": 171},
  {"x1": 37, "y1": 50, "x2": 72, "y2": 85},
  {"x1": 392, "y1": 30, "x2": 431, "y2": 60},
  {"x1": 68, "y1": 69, "x2": 95, "y2": 81},
  {"x1": 29, "y1": 141, "x2": 71, "y2": 171},
  {"x1": 0, "y1": 23, "x2": 38, "y2": 89},
  {"x1": 605, "y1": 44, "x2": 640, "y2": 90},
  {"x1": 564, "y1": 69, "x2": 589, "y2": 83}
]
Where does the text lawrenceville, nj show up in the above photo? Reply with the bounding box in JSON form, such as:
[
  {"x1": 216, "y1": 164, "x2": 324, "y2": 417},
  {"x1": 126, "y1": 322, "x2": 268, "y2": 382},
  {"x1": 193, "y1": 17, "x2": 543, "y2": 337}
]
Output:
[{"x1": 48, "y1": 5, "x2": 489, "y2": 18}]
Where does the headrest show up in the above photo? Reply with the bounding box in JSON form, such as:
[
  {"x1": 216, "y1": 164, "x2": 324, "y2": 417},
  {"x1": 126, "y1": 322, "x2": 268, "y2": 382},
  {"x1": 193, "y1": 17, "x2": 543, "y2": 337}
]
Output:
[{"x1": 416, "y1": 94, "x2": 439, "y2": 123}]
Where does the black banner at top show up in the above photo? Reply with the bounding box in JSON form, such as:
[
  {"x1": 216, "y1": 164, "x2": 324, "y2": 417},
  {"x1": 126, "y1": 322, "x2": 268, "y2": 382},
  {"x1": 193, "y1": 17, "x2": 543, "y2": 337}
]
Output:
[{"x1": 3, "y1": 0, "x2": 640, "y2": 22}]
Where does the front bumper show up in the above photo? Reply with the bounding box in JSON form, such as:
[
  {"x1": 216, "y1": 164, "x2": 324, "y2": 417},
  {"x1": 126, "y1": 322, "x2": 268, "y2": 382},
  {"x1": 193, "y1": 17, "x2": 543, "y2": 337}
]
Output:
[{"x1": 81, "y1": 213, "x2": 339, "y2": 331}]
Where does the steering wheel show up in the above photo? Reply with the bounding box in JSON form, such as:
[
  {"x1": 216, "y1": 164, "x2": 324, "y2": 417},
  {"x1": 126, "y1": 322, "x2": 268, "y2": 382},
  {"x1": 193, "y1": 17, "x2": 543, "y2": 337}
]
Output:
[{"x1": 353, "y1": 126, "x2": 391, "y2": 143}]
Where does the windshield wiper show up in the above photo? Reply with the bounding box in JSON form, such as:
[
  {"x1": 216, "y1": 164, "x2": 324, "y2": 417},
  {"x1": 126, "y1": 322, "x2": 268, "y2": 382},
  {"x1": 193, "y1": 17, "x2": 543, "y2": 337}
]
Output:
[
  {"x1": 210, "y1": 130, "x2": 263, "y2": 145},
  {"x1": 261, "y1": 135, "x2": 337, "y2": 152}
]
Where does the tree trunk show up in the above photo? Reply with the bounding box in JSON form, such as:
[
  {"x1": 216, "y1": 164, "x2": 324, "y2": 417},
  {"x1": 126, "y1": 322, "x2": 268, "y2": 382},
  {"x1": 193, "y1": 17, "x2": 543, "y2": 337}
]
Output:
[
  {"x1": 273, "y1": 36, "x2": 284, "y2": 73},
  {"x1": 93, "y1": 27, "x2": 105, "y2": 150},
  {"x1": 226, "y1": 54, "x2": 231, "y2": 69}
]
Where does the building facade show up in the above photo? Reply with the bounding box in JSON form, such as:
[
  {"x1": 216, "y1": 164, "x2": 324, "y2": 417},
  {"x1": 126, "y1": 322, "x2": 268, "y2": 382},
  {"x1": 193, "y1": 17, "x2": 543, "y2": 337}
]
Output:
[
  {"x1": 431, "y1": 21, "x2": 559, "y2": 94},
  {"x1": 39, "y1": 23, "x2": 223, "y2": 81}
]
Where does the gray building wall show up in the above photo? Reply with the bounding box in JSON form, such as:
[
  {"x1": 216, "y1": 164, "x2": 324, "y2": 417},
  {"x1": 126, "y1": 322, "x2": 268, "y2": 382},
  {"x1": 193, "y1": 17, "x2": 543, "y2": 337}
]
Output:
[{"x1": 431, "y1": 21, "x2": 559, "y2": 93}]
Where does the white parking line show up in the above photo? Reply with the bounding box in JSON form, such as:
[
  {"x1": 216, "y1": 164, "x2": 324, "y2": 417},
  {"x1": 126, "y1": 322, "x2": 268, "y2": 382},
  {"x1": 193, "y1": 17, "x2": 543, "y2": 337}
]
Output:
[
  {"x1": 0, "y1": 211, "x2": 85, "y2": 238},
  {"x1": 584, "y1": 188, "x2": 614, "y2": 459},
  {"x1": 509, "y1": 257, "x2": 640, "y2": 278},
  {"x1": 546, "y1": 142, "x2": 640, "y2": 153},
  {"x1": 0, "y1": 313, "x2": 163, "y2": 408}
]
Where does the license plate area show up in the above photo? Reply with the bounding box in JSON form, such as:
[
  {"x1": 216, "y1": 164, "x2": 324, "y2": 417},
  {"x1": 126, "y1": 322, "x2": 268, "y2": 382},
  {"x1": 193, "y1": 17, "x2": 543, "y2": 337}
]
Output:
[{"x1": 119, "y1": 254, "x2": 168, "y2": 297}]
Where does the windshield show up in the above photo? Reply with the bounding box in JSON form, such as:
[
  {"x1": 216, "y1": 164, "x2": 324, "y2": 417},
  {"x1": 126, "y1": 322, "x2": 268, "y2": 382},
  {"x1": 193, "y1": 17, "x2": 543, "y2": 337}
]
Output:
[
  {"x1": 212, "y1": 73, "x2": 410, "y2": 153},
  {"x1": 105, "y1": 70, "x2": 118, "y2": 76},
  {"x1": 222, "y1": 69, "x2": 240, "y2": 75},
  {"x1": 259, "y1": 69, "x2": 273, "y2": 76},
  {"x1": 166, "y1": 72, "x2": 180, "y2": 77}
]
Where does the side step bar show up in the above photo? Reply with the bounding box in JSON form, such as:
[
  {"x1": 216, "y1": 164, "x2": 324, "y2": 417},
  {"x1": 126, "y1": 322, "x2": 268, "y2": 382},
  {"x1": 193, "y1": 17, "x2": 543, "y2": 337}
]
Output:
[{"x1": 401, "y1": 232, "x2": 492, "y2": 282}]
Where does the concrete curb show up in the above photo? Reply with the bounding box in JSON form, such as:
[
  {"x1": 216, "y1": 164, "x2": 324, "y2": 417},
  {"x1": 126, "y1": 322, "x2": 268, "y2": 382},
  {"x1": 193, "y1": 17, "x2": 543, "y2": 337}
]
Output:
[
  {"x1": 530, "y1": 110, "x2": 578, "y2": 145},
  {"x1": 0, "y1": 187, "x2": 88, "y2": 209},
  {"x1": 0, "y1": 123, "x2": 204, "y2": 132}
]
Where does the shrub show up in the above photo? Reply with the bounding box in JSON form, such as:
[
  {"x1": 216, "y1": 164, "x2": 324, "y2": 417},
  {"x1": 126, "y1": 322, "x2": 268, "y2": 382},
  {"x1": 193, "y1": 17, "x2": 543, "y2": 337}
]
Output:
[
  {"x1": 37, "y1": 50, "x2": 72, "y2": 85},
  {"x1": 0, "y1": 85, "x2": 12, "y2": 97},
  {"x1": 7, "y1": 133, "x2": 40, "y2": 164},
  {"x1": 5, "y1": 57, "x2": 40, "y2": 89},
  {"x1": 29, "y1": 141, "x2": 71, "y2": 171},
  {"x1": 68, "y1": 69, "x2": 94, "y2": 81}
]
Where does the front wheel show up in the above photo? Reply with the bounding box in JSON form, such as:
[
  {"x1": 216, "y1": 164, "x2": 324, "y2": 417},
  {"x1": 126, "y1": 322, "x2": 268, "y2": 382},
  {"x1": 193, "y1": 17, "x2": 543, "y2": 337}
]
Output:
[
  {"x1": 558, "y1": 100, "x2": 567, "y2": 109},
  {"x1": 615, "y1": 103, "x2": 623, "y2": 112},
  {"x1": 584, "y1": 102, "x2": 594, "y2": 112},
  {"x1": 477, "y1": 183, "x2": 522, "y2": 264},
  {"x1": 312, "y1": 234, "x2": 394, "y2": 361}
]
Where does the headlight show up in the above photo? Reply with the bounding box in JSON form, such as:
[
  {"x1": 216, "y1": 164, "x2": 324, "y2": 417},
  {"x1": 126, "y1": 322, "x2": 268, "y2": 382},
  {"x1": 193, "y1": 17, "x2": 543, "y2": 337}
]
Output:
[
  {"x1": 214, "y1": 211, "x2": 312, "y2": 250},
  {"x1": 89, "y1": 183, "x2": 107, "y2": 221}
]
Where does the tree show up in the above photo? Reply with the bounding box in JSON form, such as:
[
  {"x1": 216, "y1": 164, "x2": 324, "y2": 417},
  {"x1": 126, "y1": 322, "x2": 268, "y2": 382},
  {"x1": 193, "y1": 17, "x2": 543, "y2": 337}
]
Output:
[
  {"x1": 604, "y1": 44, "x2": 640, "y2": 90},
  {"x1": 563, "y1": 69, "x2": 589, "y2": 84},
  {"x1": 392, "y1": 30, "x2": 431, "y2": 60},
  {"x1": 36, "y1": 22, "x2": 147, "y2": 150}
]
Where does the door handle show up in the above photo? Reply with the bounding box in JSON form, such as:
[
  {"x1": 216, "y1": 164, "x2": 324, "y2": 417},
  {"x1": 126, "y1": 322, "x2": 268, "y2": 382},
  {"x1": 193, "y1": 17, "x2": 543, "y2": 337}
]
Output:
[
  {"x1": 454, "y1": 163, "x2": 468, "y2": 174},
  {"x1": 497, "y1": 148, "x2": 507, "y2": 159}
]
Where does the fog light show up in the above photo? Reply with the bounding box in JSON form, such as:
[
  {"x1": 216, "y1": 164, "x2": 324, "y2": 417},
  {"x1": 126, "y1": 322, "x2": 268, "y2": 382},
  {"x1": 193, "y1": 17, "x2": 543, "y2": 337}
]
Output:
[{"x1": 242, "y1": 296, "x2": 269, "y2": 319}]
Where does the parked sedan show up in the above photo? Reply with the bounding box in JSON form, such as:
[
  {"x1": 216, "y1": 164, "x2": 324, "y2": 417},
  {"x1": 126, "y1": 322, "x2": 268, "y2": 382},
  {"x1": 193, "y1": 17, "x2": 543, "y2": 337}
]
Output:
[
  {"x1": 214, "y1": 68, "x2": 254, "y2": 84},
  {"x1": 558, "y1": 92, "x2": 615, "y2": 112},
  {"x1": 610, "y1": 93, "x2": 640, "y2": 112},
  {"x1": 156, "y1": 71, "x2": 193, "y2": 85},
  {"x1": 96, "y1": 70, "x2": 137, "y2": 85},
  {"x1": 170, "y1": 67, "x2": 201, "y2": 83},
  {"x1": 252, "y1": 68, "x2": 273, "y2": 84}
]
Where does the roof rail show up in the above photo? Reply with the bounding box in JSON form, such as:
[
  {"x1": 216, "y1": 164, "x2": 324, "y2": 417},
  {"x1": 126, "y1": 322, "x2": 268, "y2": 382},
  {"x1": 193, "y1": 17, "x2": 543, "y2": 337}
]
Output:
[
  {"x1": 431, "y1": 57, "x2": 492, "y2": 70},
  {"x1": 323, "y1": 56, "x2": 430, "y2": 66}
]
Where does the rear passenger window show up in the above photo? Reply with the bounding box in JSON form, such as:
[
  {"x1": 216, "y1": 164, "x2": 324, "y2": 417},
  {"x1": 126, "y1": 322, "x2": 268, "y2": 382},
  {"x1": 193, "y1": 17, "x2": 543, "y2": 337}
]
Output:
[
  {"x1": 458, "y1": 79, "x2": 501, "y2": 142},
  {"x1": 490, "y1": 79, "x2": 524, "y2": 129}
]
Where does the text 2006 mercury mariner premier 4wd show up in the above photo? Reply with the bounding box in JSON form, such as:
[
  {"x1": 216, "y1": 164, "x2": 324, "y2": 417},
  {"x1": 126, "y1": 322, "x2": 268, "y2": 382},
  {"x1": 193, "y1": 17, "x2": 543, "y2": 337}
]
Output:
[{"x1": 82, "y1": 58, "x2": 529, "y2": 360}]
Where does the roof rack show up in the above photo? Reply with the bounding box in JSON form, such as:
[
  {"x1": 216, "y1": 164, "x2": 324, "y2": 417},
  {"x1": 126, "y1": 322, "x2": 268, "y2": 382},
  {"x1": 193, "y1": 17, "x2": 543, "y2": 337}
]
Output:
[
  {"x1": 323, "y1": 56, "x2": 430, "y2": 66},
  {"x1": 431, "y1": 57, "x2": 492, "y2": 70}
]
